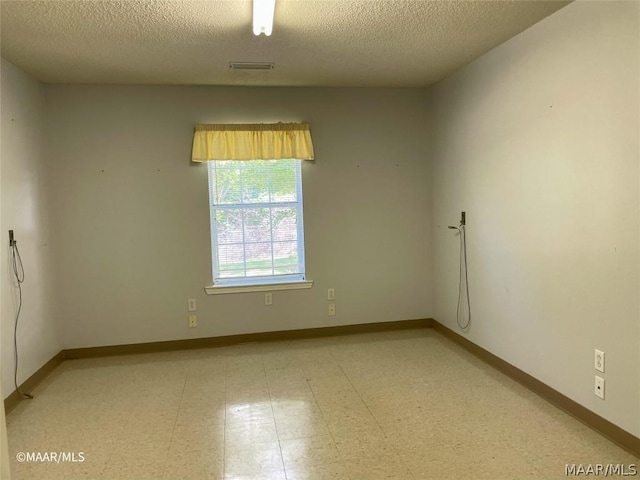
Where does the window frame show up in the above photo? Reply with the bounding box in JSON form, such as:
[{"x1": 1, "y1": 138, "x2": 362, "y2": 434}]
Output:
[{"x1": 205, "y1": 159, "x2": 313, "y2": 294}]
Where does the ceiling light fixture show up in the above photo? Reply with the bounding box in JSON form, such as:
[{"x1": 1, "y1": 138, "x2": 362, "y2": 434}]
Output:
[{"x1": 253, "y1": 0, "x2": 276, "y2": 36}]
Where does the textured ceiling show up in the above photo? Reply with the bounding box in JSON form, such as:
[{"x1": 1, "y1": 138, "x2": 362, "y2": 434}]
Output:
[{"x1": 0, "y1": 0, "x2": 570, "y2": 87}]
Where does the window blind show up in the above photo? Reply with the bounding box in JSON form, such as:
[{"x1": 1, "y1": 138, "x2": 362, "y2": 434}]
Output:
[{"x1": 208, "y1": 159, "x2": 305, "y2": 285}]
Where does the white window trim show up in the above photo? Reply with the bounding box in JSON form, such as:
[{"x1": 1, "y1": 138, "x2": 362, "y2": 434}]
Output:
[
  {"x1": 205, "y1": 280, "x2": 313, "y2": 295},
  {"x1": 207, "y1": 159, "x2": 308, "y2": 290}
]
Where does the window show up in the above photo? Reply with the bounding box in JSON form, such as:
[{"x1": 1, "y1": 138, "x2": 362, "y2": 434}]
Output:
[{"x1": 207, "y1": 159, "x2": 307, "y2": 289}]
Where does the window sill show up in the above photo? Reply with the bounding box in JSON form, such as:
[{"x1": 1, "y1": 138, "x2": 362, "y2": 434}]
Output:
[{"x1": 205, "y1": 280, "x2": 313, "y2": 295}]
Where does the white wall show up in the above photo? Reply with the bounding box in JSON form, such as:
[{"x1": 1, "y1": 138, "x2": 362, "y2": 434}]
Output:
[
  {"x1": 0, "y1": 64, "x2": 12, "y2": 480},
  {"x1": 44, "y1": 86, "x2": 432, "y2": 348},
  {"x1": 428, "y1": 1, "x2": 639, "y2": 436},
  {"x1": 1, "y1": 59, "x2": 61, "y2": 399}
]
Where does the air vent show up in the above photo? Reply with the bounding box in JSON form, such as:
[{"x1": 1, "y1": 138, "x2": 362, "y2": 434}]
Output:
[{"x1": 229, "y1": 62, "x2": 275, "y2": 70}]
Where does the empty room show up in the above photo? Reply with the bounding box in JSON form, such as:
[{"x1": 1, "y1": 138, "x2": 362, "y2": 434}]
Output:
[{"x1": 1, "y1": 0, "x2": 639, "y2": 479}]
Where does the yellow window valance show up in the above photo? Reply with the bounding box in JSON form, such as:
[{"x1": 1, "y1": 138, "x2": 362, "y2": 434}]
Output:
[{"x1": 191, "y1": 122, "x2": 315, "y2": 162}]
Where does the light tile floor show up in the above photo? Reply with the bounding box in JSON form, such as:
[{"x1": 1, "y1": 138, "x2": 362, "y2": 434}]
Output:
[{"x1": 5, "y1": 328, "x2": 638, "y2": 479}]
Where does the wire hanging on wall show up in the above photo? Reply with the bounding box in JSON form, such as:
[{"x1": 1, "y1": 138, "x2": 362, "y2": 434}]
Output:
[
  {"x1": 10, "y1": 232, "x2": 34, "y2": 399},
  {"x1": 448, "y1": 213, "x2": 471, "y2": 331},
  {"x1": 456, "y1": 225, "x2": 471, "y2": 330}
]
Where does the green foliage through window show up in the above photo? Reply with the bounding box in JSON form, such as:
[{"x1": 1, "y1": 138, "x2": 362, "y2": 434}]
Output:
[{"x1": 207, "y1": 160, "x2": 306, "y2": 285}]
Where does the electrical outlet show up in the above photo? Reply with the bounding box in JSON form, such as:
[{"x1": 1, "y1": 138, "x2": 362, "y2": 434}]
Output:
[
  {"x1": 594, "y1": 376, "x2": 605, "y2": 399},
  {"x1": 594, "y1": 349, "x2": 605, "y2": 373},
  {"x1": 188, "y1": 298, "x2": 197, "y2": 312},
  {"x1": 264, "y1": 293, "x2": 272, "y2": 306},
  {"x1": 188, "y1": 315, "x2": 197, "y2": 328},
  {"x1": 327, "y1": 288, "x2": 335, "y2": 301},
  {"x1": 328, "y1": 303, "x2": 336, "y2": 316}
]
